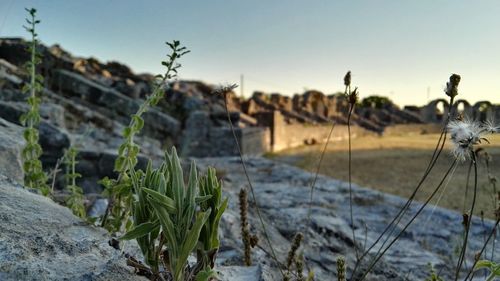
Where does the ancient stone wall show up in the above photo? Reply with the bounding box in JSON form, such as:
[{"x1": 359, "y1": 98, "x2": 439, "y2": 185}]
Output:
[
  {"x1": 181, "y1": 111, "x2": 270, "y2": 157},
  {"x1": 257, "y1": 110, "x2": 373, "y2": 152}
]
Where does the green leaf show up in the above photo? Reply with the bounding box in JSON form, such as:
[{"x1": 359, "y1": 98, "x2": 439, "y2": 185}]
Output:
[
  {"x1": 132, "y1": 114, "x2": 144, "y2": 131},
  {"x1": 475, "y1": 260, "x2": 495, "y2": 271},
  {"x1": 119, "y1": 221, "x2": 159, "y2": 240},
  {"x1": 210, "y1": 198, "x2": 228, "y2": 248},
  {"x1": 169, "y1": 147, "x2": 184, "y2": 215},
  {"x1": 195, "y1": 195, "x2": 213, "y2": 205},
  {"x1": 195, "y1": 268, "x2": 217, "y2": 281},
  {"x1": 175, "y1": 210, "x2": 211, "y2": 280},
  {"x1": 143, "y1": 188, "x2": 176, "y2": 214},
  {"x1": 148, "y1": 198, "x2": 178, "y2": 256}
]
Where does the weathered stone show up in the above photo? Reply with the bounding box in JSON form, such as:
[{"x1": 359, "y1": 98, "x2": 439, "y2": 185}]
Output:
[
  {"x1": 0, "y1": 174, "x2": 147, "y2": 281},
  {"x1": 0, "y1": 118, "x2": 24, "y2": 183},
  {"x1": 196, "y1": 157, "x2": 500, "y2": 281},
  {"x1": 0, "y1": 101, "x2": 70, "y2": 168}
]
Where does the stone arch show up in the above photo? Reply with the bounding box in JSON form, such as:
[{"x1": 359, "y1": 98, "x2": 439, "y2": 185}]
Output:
[
  {"x1": 472, "y1": 101, "x2": 493, "y2": 122},
  {"x1": 451, "y1": 99, "x2": 472, "y2": 118},
  {"x1": 422, "y1": 98, "x2": 450, "y2": 123}
]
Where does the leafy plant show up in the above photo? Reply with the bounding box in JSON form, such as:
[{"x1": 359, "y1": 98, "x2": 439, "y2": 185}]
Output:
[
  {"x1": 474, "y1": 260, "x2": 500, "y2": 281},
  {"x1": 100, "y1": 41, "x2": 189, "y2": 233},
  {"x1": 196, "y1": 167, "x2": 229, "y2": 274},
  {"x1": 63, "y1": 146, "x2": 85, "y2": 218},
  {"x1": 121, "y1": 147, "x2": 226, "y2": 281},
  {"x1": 20, "y1": 8, "x2": 49, "y2": 195}
]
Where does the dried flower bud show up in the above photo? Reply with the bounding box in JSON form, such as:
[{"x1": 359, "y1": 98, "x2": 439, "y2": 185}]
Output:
[
  {"x1": 445, "y1": 73, "x2": 461, "y2": 98},
  {"x1": 337, "y1": 256, "x2": 346, "y2": 281},
  {"x1": 286, "y1": 232, "x2": 304, "y2": 269},
  {"x1": 349, "y1": 87, "x2": 358, "y2": 105},
  {"x1": 344, "y1": 71, "x2": 351, "y2": 87},
  {"x1": 213, "y1": 83, "x2": 238, "y2": 96},
  {"x1": 249, "y1": 235, "x2": 259, "y2": 248},
  {"x1": 474, "y1": 252, "x2": 481, "y2": 262},
  {"x1": 462, "y1": 213, "x2": 469, "y2": 228}
]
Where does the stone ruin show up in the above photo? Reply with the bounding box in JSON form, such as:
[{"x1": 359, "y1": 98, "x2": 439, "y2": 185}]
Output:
[{"x1": 1, "y1": 37, "x2": 499, "y2": 161}]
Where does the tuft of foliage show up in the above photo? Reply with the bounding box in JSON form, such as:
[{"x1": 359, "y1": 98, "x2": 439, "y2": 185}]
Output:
[
  {"x1": 474, "y1": 260, "x2": 500, "y2": 281},
  {"x1": 196, "y1": 167, "x2": 229, "y2": 274},
  {"x1": 100, "y1": 41, "x2": 189, "y2": 233},
  {"x1": 63, "y1": 146, "x2": 85, "y2": 218},
  {"x1": 20, "y1": 8, "x2": 49, "y2": 195},
  {"x1": 120, "y1": 147, "x2": 225, "y2": 281}
]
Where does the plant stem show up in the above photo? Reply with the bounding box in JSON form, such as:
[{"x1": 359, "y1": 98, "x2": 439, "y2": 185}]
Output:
[
  {"x1": 454, "y1": 152, "x2": 478, "y2": 281},
  {"x1": 306, "y1": 120, "x2": 336, "y2": 224},
  {"x1": 223, "y1": 94, "x2": 285, "y2": 277},
  {"x1": 463, "y1": 218, "x2": 500, "y2": 281},
  {"x1": 347, "y1": 103, "x2": 358, "y2": 260},
  {"x1": 357, "y1": 159, "x2": 458, "y2": 281}
]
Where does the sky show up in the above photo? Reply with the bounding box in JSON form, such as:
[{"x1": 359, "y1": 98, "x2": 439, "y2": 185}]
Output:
[{"x1": 1, "y1": 0, "x2": 499, "y2": 107}]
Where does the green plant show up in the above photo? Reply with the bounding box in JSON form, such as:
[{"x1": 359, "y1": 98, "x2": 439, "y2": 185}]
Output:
[
  {"x1": 474, "y1": 260, "x2": 500, "y2": 281},
  {"x1": 100, "y1": 41, "x2": 189, "y2": 233},
  {"x1": 424, "y1": 263, "x2": 444, "y2": 281},
  {"x1": 63, "y1": 146, "x2": 85, "y2": 218},
  {"x1": 120, "y1": 147, "x2": 225, "y2": 281},
  {"x1": 196, "y1": 167, "x2": 229, "y2": 274},
  {"x1": 20, "y1": 8, "x2": 49, "y2": 195}
]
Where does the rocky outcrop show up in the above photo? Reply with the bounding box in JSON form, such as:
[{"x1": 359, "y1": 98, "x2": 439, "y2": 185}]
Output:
[
  {"x1": 197, "y1": 157, "x2": 500, "y2": 280},
  {"x1": 0, "y1": 118, "x2": 24, "y2": 183},
  {"x1": 0, "y1": 174, "x2": 148, "y2": 281}
]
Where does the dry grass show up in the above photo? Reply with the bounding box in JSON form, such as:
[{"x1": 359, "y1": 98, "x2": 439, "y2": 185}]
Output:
[{"x1": 272, "y1": 133, "x2": 500, "y2": 219}]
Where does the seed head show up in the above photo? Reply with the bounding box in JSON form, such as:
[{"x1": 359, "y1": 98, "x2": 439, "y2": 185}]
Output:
[
  {"x1": 344, "y1": 71, "x2": 351, "y2": 87},
  {"x1": 447, "y1": 118, "x2": 496, "y2": 161},
  {"x1": 348, "y1": 87, "x2": 359, "y2": 105},
  {"x1": 445, "y1": 74, "x2": 461, "y2": 98},
  {"x1": 213, "y1": 83, "x2": 238, "y2": 96}
]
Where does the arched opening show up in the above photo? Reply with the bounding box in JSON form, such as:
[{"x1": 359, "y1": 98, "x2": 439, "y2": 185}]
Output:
[
  {"x1": 435, "y1": 101, "x2": 446, "y2": 122},
  {"x1": 478, "y1": 103, "x2": 490, "y2": 122},
  {"x1": 473, "y1": 101, "x2": 492, "y2": 122}
]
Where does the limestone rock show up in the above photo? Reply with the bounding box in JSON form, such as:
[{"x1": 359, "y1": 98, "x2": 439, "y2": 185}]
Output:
[
  {"x1": 0, "y1": 118, "x2": 24, "y2": 183},
  {"x1": 196, "y1": 157, "x2": 500, "y2": 281},
  {"x1": 0, "y1": 174, "x2": 147, "y2": 281}
]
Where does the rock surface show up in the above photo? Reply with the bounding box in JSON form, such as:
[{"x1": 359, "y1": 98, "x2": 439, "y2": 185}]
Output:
[
  {"x1": 0, "y1": 118, "x2": 24, "y2": 183},
  {"x1": 0, "y1": 174, "x2": 147, "y2": 281},
  {"x1": 196, "y1": 157, "x2": 500, "y2": 281}
]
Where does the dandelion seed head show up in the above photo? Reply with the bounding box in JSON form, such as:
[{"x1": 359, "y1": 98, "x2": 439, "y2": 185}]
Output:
[
  {"x1": 448, "y1": 118, "x2": 483, "y2": 161},
  {"x1": 483, "y1": 118, "x2": 500, "y2": 134}
]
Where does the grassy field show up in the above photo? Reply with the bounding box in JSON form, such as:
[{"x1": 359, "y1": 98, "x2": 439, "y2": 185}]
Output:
[{"x1": 271, "y1": 133, "x2": 500, "y2": 219}]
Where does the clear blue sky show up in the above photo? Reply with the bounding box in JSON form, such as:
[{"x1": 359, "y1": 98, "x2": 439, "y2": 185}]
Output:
[{"x1": 1, "y1": 0, "x2": 499, "y2": 106}]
